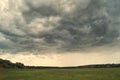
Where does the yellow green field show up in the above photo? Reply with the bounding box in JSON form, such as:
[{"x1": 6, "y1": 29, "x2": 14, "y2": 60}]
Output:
[{"x1": 1, "y1": 68, "x2": 120, "y2": 80}]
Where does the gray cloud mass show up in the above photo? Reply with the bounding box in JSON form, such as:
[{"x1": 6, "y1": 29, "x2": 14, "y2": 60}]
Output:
[{"x1": 0, "y1": 0, "x2": 120, "y2": 54}]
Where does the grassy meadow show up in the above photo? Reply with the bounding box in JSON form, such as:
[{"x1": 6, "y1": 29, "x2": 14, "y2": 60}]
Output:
[{"x1": 0, "y1": 68, "x2": 120, "y2": 80}]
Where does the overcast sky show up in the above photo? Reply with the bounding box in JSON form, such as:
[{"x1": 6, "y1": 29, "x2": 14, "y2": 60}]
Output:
[{"x1": 0, "y1": 0, "x2": 120, "y2": 66}]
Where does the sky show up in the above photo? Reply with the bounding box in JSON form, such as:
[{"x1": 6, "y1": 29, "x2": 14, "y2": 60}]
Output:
[{"x1": 0, "y1": 0, "x2": 120, "y2": 66}]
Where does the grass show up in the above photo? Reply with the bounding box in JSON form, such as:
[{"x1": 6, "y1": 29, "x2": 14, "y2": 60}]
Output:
[{"x1": 1, "y1": 68, "x2": 120, "y2": 80}]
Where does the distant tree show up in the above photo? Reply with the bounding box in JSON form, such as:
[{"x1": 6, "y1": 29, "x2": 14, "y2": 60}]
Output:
[
  {"x1": 0, "y1": 58, "x2": 15, "y2": 68},
  {"x1": 15, "y1": 62, "x2": 24, "y2": 69}
]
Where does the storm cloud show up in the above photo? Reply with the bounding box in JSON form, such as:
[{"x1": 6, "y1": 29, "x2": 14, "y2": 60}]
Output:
[{"x1": 0, "y1": 0, "x2": 120, "y2": 54}]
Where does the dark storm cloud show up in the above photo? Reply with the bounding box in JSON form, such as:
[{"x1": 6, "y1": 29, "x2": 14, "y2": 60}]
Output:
[
  {"x1": 0, "y1": 0, "x2": 120, "y2": 53},
  {"x1": 22, "y1": 5, "x2": 59, "y2": 23},
  {"x1": 38, "y1": 0, "x2": 120, "y2": 51}
]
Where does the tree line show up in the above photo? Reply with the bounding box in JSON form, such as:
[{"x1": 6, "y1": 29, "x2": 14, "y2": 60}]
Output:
[
  {"x1": 0, "y1": 58, "x2": 24, "y2": 69},
  {"x1": 0, "y1": 58, "x2": 120, "y2": 69}
]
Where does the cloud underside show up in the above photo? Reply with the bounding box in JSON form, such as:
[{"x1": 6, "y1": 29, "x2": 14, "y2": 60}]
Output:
[{"x1": 0, "y1": 0, "x2": 120, "y2": 54}]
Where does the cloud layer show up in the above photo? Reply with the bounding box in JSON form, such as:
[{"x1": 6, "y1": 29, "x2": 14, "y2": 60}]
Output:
[{"x1": 0, "y1": 0, "x2": 120, "y2": 54}]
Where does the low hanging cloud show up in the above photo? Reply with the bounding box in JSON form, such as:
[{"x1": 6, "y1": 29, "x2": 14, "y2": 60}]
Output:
[{"x1": 0, "y1": 0, "x2": 120, "y2": 54}]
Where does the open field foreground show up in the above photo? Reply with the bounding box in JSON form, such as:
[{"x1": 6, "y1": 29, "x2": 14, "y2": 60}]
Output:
[{"x1": 0, "y1": 68, "x2": 120, "y2": 80}]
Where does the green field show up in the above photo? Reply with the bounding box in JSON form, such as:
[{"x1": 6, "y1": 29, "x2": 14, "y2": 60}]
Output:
[{"x1": 1, "y1": 68, "x2": 120, "y2": 80}]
